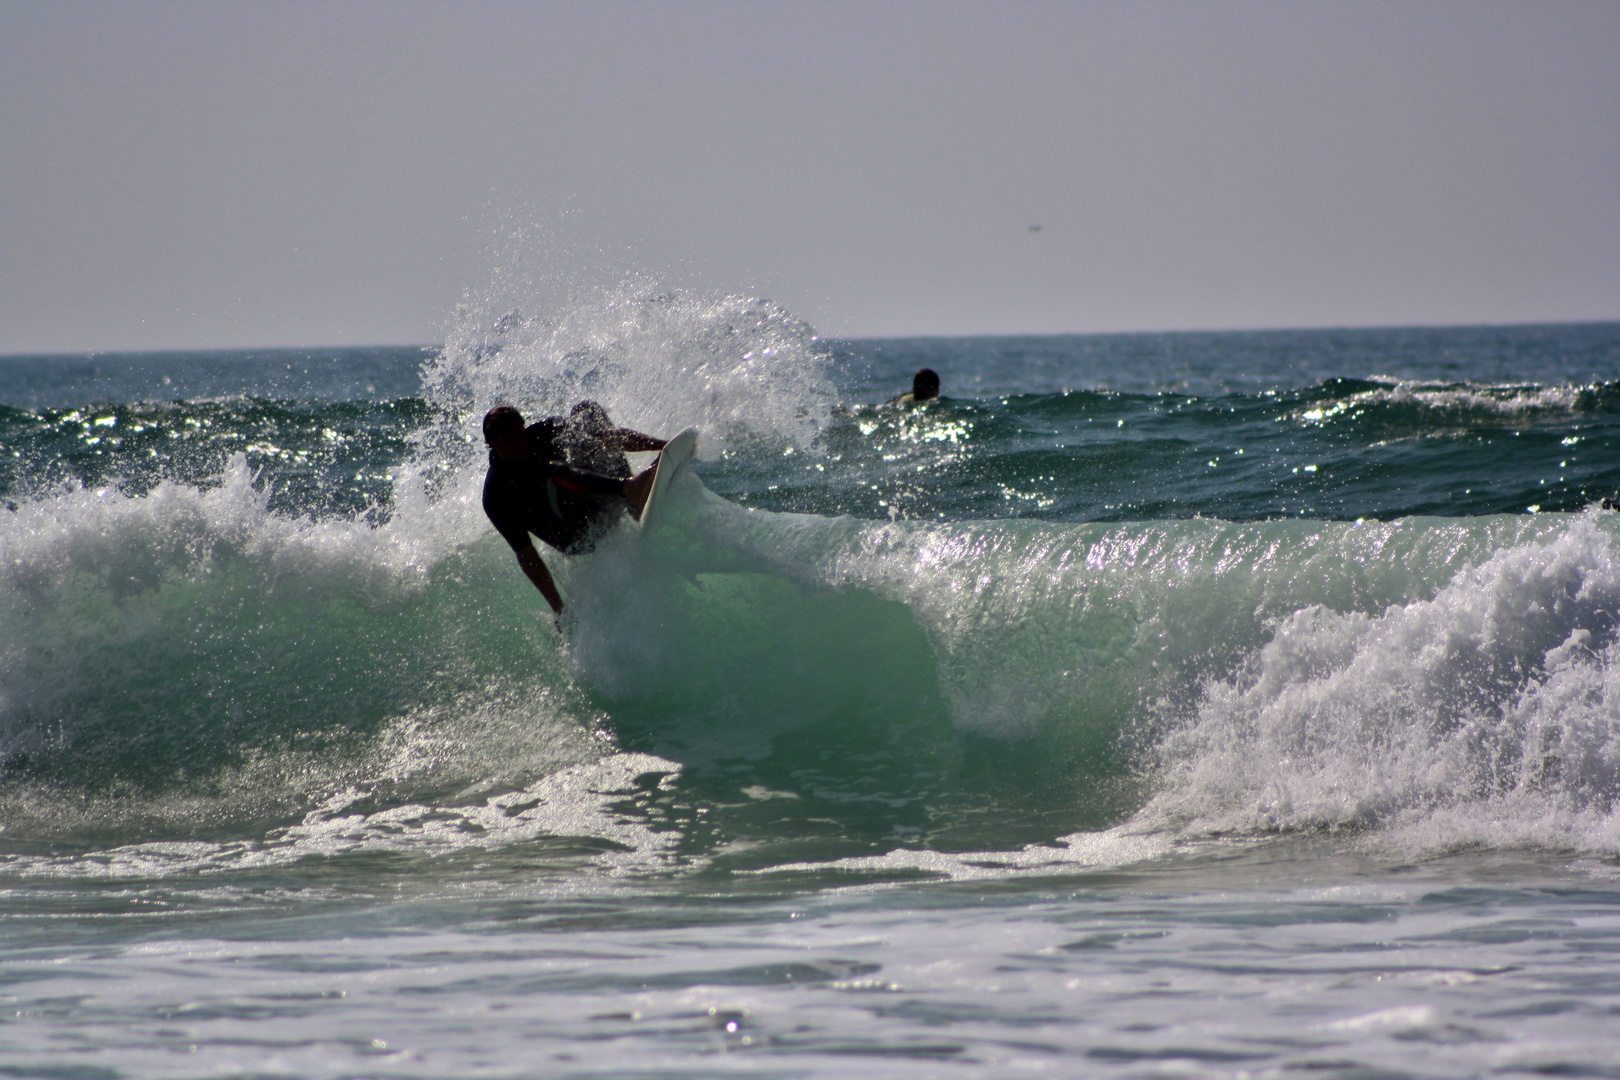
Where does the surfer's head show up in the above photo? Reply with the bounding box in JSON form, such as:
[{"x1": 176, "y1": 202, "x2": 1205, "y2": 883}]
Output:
[
  {"x1": 483, "y1": 405, "x2": 528, "y2": 462},
  {"x1": 912, "y1": 368, "x2": 940, "y2": 401}
]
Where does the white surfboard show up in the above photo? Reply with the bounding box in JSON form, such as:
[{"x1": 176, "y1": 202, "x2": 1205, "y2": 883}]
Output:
[{"x1": 637, "y1": 427, "x2": 697, "y2": 532}]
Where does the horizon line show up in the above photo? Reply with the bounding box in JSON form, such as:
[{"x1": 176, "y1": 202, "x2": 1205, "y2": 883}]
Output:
[{"x1": 5, "y1": 317, "x2": 1618, "y2": 361}]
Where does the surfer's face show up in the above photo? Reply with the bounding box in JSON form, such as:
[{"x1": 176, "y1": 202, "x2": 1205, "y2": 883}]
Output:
[{"x1": 492, "y1": 424, "x2": 528, "y2": 462}]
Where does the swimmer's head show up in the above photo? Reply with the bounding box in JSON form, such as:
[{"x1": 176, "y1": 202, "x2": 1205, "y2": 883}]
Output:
[{"x1": 912, "y1": 368, "x2": 940, "y2": 401}]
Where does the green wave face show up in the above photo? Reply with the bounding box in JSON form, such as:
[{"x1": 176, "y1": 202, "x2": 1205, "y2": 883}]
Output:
[
  {"x1": 2, "y1": 322, "x2": 1618, "y2": 872},
  {"x1": 4, "y1": 447, "x2": 1615, "y2": 870}
]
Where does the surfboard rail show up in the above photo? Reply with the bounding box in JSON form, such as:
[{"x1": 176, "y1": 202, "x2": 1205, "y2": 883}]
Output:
[{"x1": 637, "y1": 427, "x2": 697, "y2": 532}]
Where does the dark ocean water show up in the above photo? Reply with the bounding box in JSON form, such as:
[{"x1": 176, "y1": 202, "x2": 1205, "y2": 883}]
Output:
[{"x1": 1, "y1": 304, "x2": 1618, "y2": 1077}]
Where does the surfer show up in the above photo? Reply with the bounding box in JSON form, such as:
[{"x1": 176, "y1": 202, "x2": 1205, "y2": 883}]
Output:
[
  {"x1": 481, "y1": 404, "x2": 664, "y2": 618},
  {"x1": 887, "y1": 367, "x2": 940, "y2": 406},
  {"x1": 556, "y1": 399, "x2": 666, "y2": 475}
]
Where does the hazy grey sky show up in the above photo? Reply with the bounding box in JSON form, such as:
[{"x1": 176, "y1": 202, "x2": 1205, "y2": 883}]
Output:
[{"x1": 2, "y1": 0, "x2": 1616, "y2": 352}]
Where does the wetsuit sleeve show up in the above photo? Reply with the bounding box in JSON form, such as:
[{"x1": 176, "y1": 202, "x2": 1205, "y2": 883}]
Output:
[{"x1": 546, "y1": 463, "x2": 628, "y2": 497}]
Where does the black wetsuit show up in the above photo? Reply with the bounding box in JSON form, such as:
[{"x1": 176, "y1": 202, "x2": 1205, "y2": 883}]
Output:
[{"x1": 482, "y1": 421, "x2": 629, "y2": 556}]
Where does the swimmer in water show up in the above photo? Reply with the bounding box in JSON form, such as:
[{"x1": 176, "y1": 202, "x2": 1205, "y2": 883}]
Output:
[{"x1": 886, "y1": 367, "x2": 940, "y2": 406}]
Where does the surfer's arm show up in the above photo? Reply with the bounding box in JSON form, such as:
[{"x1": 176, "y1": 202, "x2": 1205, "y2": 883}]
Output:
[
  {"x1": 599, "y1": 427, "x2": 666, "y2": 452},
  {"x1": 544, "y1": 461, "x2": 652, "y2": 517},
  {"x1": 547, "y1": 463, "x2": 629, "y2": 497},
  {"x1": 541, "y1": 461, "x2": 654, "y2": 521},
  {"x1": 515, "y1": 543, "x2": 565, "y2": 615}
]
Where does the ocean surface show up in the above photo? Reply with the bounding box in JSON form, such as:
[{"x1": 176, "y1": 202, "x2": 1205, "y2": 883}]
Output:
[{"x1": 2, "y1": 299, "x2": 1620, "y2": 1078}]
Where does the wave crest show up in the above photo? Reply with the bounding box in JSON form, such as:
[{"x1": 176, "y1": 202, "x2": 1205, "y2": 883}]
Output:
[{"x1": 1139, "y1": 517, "x2": 1620, "y2": 854}]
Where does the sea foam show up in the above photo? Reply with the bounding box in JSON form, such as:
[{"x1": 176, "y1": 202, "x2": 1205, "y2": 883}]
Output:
[{"x1": 1137, "y1": 515, "x2": 1620, "y2": 854}]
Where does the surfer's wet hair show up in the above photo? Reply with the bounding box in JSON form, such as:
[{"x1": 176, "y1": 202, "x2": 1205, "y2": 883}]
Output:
[
  {"x1": 482, "y1": 405, "x2": 524, "y2": 445},
  {"x1": 913, "y1": 368, "x2": 940, "y2": 400}
]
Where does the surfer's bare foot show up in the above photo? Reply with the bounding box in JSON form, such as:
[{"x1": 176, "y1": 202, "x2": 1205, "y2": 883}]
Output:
[{"x1": 624, "y1": 463, "x2": 657, "y2": 520}]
